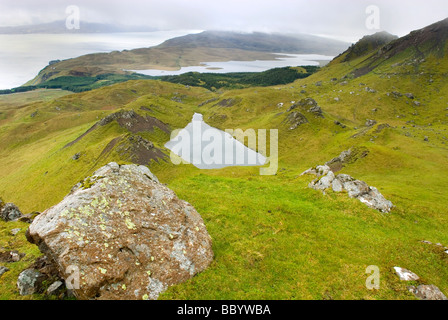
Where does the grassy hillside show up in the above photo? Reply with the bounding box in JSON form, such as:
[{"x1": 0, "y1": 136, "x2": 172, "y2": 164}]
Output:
[{"x1": 1, "y1": 22, "x2": 448, "y2": 300}]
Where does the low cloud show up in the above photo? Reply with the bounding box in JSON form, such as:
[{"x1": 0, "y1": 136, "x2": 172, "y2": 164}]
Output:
[{"x1": 0, "y1": 0, "x2": 447, "y2": 41}]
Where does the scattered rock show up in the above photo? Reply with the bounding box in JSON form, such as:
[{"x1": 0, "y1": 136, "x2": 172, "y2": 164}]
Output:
[
  {"x1": 408, "y1": 285, "x2": 448, "y2": 300},
  {"x1": 405, "y1": 93, "x2": 415, "y2": 99},
  {"x1": 19, "y1": 212, "x2": 40, "y2": 224},
  {"x1": 0, "y1": 250, "x2": 26, "y2": 263},
  {"x1": 334, "y1": 121, "x2": 347, "y2": 129},
  {"x1": 315, "y1": 81, "x2": 322, "y2": 87},
  {"x1": 30, "y1": 111, "x2": 38, "y2": 118},
  {"x1": 414, "y1": 101, "x2": 421, "y2": 107},
  {"x1": 0, "y1": 266, "x2": 9, "y2": 278},
  {"x1": 365, "y1": 87, "x2": 376, "y2": 93},
  {"x1": 72, "y1": 153, "x2": 81, "y2": 161},
  {"x1": 365, "y1": 119, "x2": 377, "y2": 127},
  {"x1": 424, "y1": 136, "x2": 429, "y2": 142},
  {"x1": 394, "y1": 267, "x2": 420, "y2": 281},
  {"x1": 391, "y1": 91, "x2": 402, "y2": 98},
  {"x1": 26, "y1": 162, "x2": 213, "y2": 300},
  {"x1": 10, "y1": 228, "x2": 21, "y2": 236},
  {"x1": 17, "y1": 269, "x2": 45, "y2": 296},
  {"x1": 46, "y1": 281, "x2": 64, "y2": 296},
  {"x1": 0, "y1": 203, "x2": 23, "y2": 221}
]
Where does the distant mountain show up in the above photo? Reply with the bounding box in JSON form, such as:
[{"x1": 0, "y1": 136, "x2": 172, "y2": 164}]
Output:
[
  {"x1": 159, "y1": 31, "x2": 349, "y2": 56},
  {"x1": 27, "y1": 30, "x2": 350, "y2": 85},
  {"x1": 0, "y1": 21, "x2": 158, "y2": 34}
]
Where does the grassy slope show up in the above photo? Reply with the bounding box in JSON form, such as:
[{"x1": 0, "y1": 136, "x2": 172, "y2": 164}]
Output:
[{"x1": 1, "y1": 45, "x2": 448, "y2": 299}]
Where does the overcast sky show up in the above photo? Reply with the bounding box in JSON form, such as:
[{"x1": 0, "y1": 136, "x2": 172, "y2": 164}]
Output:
[{"x1": 0, "y1": 0, "x2": 447, "y2": 42}]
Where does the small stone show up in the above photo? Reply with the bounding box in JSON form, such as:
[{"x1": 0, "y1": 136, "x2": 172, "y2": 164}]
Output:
[
  {"x1": 365, "y1": 119, "x2": 377, "y2": 127},
  {"x1": 0, "y1": 203, "x2": 23, "y2": 221},
  {"x1": 72, "y1": 153, "x2": 81, "y2": 160},
  {"x1": 394, "y1": 267, "x2": 420, "y2": 281},
  {"x1": 17, "y1": 269, "x2": 44, "y2": 296},
  {"x1": 11, "y1": 228, "x2": 21, "y2": 236},
  {"x1": 47, "y1": 281, "x2": 64, "y2": 296},
  {"x1": 0, "y1": 266, "x2": 9, "y2": 278},
  {"x1": 409, "y1": 285, "x2": 447, "y2": 300}
]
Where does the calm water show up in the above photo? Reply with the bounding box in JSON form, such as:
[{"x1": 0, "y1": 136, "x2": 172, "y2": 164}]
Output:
[
  {"x1": 0, "y1": 30, "x2": 201, "y2": 89},
  {"x1": 131, "y1": 53, "x2": 334, "y2": 76}
]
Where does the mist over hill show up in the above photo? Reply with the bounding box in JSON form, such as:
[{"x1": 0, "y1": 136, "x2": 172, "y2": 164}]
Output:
[{"x1": 0, "y1": 20, "x2": 158, "y2": 34}]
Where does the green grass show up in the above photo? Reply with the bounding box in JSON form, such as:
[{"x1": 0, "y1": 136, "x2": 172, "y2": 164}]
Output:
[{"x1": 1, "y1": 40, "x2": 448, "y2": 299}]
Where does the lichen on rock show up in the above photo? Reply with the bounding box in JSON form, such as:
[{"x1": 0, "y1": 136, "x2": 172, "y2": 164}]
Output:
[{"x1": 26, "y1": 162, "x2": 213, "y2": 300}]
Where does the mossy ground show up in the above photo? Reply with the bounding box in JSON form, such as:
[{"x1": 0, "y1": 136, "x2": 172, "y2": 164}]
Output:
[{"x1": 0, "y1": 48, "x2": 447, "y2": 299}]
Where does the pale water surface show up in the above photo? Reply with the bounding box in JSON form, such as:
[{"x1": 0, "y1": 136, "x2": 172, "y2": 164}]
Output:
[{"x1": 131, "y1": 53, "x2": 334, "y2": 76}]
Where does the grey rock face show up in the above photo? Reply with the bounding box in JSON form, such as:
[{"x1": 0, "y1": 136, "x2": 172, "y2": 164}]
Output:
[
  {"x1": 358, "y1": 187, "x2": 394, "y2": 212},
  {"x1": 409, "y1": 285, "x2": 448, "y2": 300},
  {"x1": 17, "y1": 269, "x2": 44, "y2": 296},
  {"x1": 46, "y1": 281, "x2": 64, "y2": 296},
  {"x1": 0, "y1": 203, "x2": 23, "y2": 221},
  {"x1": 394, "y1": 267, "x2": 420, "y2": 281},
  {"x1": 365, "y1": 119, "x2": 377, "y2": 127},
  {"x1": 309, "y1": 171, "x2": 335, "y2": 191},
  {"x1": 27, "y1": 162, "x2": 213, "y2": 300},
  {"x1": 342, "y1": 179, "x2": 370, "y2": 198},
  {"x1": 0, "y1": 266, "x2": 9, "y2": 278},
  {"x1": 286, "y1": 112, "x2": 309, "y2": 130}
]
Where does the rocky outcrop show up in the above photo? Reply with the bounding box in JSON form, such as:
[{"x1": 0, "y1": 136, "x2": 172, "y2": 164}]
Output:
[
  {"x1": 285, "y1": 112, "x2": 309, "y2": 130},
  {"x1": 26, "y1": 162, "x2": 213, "y2": 300},
  {"x1": 302, "y1": 164, "x2": 393, "y2": 213},
  {"x1": 64, "y1": 109, "x2": 170, "y2": 149}
]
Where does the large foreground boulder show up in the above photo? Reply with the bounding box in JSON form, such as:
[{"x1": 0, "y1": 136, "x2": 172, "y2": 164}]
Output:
[{"x1": 26, "y1": 162, "x2": 214, "y2": 300}]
